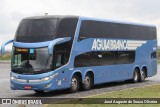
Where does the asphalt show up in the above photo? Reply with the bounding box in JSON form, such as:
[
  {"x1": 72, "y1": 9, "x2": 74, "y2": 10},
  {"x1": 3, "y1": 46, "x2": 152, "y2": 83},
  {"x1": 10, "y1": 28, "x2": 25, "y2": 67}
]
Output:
[{"x1": 0, "y1": 63, "x2": 160, "y2": 98}]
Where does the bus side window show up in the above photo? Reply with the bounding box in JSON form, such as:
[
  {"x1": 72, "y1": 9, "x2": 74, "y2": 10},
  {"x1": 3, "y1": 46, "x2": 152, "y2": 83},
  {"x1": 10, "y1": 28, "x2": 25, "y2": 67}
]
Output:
[
  {"x1": 151, "y1": 52, "x2": 157, "y2": 59},
  {"x1": 115, "y1": 51, "x2": 135, "y2": 64},
  {"x1": 102, "y1": 52, "x2": 115, "y2": 65},
  {"x1": 74, "y1": 52, "x2": 91, "y2": 67},
  {"x1": 55, "y1": 51, "x2": 70, "y2": 68},
  {"x1": 56, "y1": 53, "x2": 62, "y2": 67}
]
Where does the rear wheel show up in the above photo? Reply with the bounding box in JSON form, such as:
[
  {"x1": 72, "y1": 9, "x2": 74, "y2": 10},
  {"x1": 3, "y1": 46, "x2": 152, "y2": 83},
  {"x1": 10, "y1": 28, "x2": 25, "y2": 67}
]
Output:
[
  {"x1": 140, "y1": 69, "x2": 146, "y2": 82},
  {"x1": 69, "y1": 74, "x2": 80, "y2": 93},
  {"x1": 82, "y1": 73, "x2": 92, "y2": 91},
  {"x1": 132, "y1": 68, "x2": 140, "y2": 83}
]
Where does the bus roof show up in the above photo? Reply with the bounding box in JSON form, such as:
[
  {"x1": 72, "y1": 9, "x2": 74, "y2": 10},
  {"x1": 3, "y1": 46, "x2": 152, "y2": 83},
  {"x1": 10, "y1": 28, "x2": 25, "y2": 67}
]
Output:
[
  {"x1": 24, "y1": 15, "x2": 79, "y2": 20},
  {"x1": 23, "y1": 15, "x2": 155, "y2": 27},
  {"x1": 79, "y1": 16, "x2": 156, "y2": 27},
  {"x1": 15, "y1": 15, "x2": 156, "y2": 43}
]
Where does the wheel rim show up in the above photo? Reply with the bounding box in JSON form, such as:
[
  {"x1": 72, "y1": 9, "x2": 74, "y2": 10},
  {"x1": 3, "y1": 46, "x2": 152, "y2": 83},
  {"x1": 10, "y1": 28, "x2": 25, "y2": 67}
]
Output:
[
  {"x1": 84, "y1": 76, "x2": 90, "y2": 87},
  {"x1": 71, "y1": 77, "x2": 77, "y2": 90},
  {"x1": 134, "y1": 71, "x2": 138, "y2": 81}
]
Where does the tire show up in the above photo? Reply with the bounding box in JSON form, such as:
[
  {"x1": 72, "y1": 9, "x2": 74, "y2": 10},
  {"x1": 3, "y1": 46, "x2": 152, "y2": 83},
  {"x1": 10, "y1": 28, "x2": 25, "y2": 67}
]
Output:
[
  {"x1": 82, "y1": 73, "x2": 92, "y2": 91},
  {"x1": 34, "y1": 90, "x2": 44, "y2": 94},
  {"x1": 132, "y1": 68, "x2": 140, "y2": 83},
  {"x1": 139, "y1": 69, "x2": 146, "y2": 82},
  {"x1": 69, "y1": 74, "x2": 80, "y2": 93}
]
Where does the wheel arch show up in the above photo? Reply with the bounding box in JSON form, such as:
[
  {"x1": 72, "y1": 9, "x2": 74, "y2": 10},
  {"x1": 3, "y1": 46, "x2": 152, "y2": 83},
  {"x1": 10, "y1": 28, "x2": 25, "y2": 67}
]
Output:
[
  {"x1": 70, "y1": 70, "x2": 83, "y2": 86},
  {"x1": 133, "y1": 65, "x2": 141, "y2": 76}
]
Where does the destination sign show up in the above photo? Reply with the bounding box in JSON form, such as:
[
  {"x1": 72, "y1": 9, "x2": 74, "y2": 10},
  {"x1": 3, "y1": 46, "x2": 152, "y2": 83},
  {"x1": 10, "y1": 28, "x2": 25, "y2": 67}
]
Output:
[{"x1": 16, "y1": 48, "x2": 28, "y2": 52}]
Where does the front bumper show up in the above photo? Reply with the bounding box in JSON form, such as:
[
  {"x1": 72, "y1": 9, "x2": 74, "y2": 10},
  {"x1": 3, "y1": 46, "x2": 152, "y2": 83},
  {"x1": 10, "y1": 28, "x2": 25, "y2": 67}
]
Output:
[
  {"x1": 10, "y1": 79, "x2": 56, "y2": 91},
  {"x1": 10, "y1": 70, "x2": 70, "y2": 91},
  {"x1": 10, "y1": 71, "x2": 63, "y2": 91}
]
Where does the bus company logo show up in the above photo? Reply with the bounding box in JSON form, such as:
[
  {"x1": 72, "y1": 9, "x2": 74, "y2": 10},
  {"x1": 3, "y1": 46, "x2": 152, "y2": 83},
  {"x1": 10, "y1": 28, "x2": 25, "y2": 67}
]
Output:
[{"x1": 92, "y1": 39, "x2": 147, "y2": 51}]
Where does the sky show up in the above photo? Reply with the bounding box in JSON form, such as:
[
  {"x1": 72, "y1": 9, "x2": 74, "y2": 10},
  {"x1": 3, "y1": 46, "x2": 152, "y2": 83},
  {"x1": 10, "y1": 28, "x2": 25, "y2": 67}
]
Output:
[{"x1": 0, "y1": 0, "x2": 160, "y2": 50}]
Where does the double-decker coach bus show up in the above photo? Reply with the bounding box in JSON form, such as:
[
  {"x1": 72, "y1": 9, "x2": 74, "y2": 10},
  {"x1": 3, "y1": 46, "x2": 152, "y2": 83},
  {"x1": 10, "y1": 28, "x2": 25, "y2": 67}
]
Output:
[{"x1": 1, "y1": 15, "x2": 157, "y2": 93}]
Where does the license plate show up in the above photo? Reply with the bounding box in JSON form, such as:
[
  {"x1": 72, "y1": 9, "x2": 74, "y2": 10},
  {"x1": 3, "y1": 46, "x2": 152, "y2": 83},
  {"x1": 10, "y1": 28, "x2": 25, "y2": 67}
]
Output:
[{"x1": 24, "y1": 86, "x2": 32, "y2": 89}]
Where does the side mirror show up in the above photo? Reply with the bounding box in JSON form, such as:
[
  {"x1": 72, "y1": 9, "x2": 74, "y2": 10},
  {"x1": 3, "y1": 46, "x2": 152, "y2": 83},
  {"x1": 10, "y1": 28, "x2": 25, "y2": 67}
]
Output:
[
  {"x1": 1, "y1": 39, "x2": 14, "y2": 55},
  {"x1": 48, "y1": 37, "x2": 71, "y2": 55}
]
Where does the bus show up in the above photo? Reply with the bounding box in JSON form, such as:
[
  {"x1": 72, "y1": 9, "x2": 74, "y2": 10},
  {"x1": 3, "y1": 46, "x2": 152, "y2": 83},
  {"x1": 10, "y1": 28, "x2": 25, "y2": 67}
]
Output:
[{"x1": 1, "y1": 15, "x2": 157, "y2": 93}]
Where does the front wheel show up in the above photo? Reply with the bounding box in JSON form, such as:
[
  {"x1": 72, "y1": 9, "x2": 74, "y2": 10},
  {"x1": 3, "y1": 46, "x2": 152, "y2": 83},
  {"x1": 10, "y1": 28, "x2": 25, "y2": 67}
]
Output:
[{"x1": 69, "y1": 74, "x2": 80, "y2": 93}]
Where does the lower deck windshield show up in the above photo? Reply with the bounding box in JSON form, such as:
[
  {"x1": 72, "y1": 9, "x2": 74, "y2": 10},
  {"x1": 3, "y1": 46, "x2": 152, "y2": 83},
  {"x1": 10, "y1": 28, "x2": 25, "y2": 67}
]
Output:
[{"x1": 11, "y1": 47, "x2": 52, "y2": 74}]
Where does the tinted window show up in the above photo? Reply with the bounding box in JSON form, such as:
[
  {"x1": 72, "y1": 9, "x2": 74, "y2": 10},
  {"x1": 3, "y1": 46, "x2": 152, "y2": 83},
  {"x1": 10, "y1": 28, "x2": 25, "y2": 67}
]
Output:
[
  {"x1": 15, "y1": 19, "x2": 58, "y2": 42},
  {"x1": 15, "y1": 17, "x2": 78, "y2": 43},
  {"x1": 151, "y1": 52, "x2": 157, "y2": 59},
  {"x1": 115, "y1": 51, "x2": 135, "y2": 64},
  {"x1": 52, "y1": 42, "x2": 72, "y2": 70},
  {"x1": 79, "y1": 20, "x2": 156, "y2": 40},
  {"x1": 56, "y1": 18, "x2": 78, "y2": 39},
  {"x1": 74, "y1": 51, "x2": 135, "y2": 67},
  {"x1": 54, "y1": 51, "x2": 70, "y2": 68},
  {"x1": 11, "y1": 47, "x2": 52, "y2": 74}
]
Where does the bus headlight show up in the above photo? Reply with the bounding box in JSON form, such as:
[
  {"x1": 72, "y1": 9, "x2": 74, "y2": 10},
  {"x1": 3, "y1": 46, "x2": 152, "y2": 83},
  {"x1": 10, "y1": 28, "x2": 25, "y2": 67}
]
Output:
[
  {"x1": 50, "y1": 72, "x2": 58, "y2": 78},
  {"x1": 11, "y1": 76, "x2": 16, "y2": 80},
  {"x1": 41, "y1": 77, "x2": 50, "y2": 81},
  {"x1": 41, "y1": 73, "x2": 58, "y2": 82}
]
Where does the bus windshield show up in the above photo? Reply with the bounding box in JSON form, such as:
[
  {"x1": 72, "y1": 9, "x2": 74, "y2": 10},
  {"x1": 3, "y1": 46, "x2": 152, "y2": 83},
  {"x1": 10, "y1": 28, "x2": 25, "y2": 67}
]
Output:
[{"x1": 11, "y1": 47, "x2": 52, "y2": 74}]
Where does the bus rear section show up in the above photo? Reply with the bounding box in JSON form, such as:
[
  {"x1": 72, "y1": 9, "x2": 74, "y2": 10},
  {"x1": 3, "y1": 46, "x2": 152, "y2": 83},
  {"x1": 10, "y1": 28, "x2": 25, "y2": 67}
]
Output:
[
  {"x1": 73, "y1": 19, "x2": 157, "y2": 86},
  {"x1": 1, "y1": 16, "x2": 157, "y2": 93}
]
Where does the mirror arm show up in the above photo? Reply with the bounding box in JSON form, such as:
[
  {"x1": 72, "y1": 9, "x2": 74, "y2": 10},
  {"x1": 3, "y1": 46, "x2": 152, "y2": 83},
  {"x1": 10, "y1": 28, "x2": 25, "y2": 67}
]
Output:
[{"x1": 1, "y1": 39, "x2": 14, "y2": 55}]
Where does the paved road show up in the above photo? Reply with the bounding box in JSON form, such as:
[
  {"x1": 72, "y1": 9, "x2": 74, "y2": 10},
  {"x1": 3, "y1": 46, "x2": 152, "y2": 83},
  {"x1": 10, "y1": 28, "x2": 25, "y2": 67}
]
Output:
[{"x1": 0, "y1": 64, "x2": 160, "y2": 98}]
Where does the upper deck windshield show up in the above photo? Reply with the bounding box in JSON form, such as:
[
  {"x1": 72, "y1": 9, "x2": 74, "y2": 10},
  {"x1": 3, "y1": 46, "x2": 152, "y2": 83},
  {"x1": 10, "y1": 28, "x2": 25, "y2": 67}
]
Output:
[
  {"x1": 15, "y1": 18, "x2": 58, "y2": 42},
  {"x1": 11, "y1": 47, "x2": 52, "y2": 74}
]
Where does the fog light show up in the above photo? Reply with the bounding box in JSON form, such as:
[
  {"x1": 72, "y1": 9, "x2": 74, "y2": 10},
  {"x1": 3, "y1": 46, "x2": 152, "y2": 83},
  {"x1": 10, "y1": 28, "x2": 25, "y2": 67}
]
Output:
[{"x1": 44, "y1": 83, "x2": 52, "y2": 88}]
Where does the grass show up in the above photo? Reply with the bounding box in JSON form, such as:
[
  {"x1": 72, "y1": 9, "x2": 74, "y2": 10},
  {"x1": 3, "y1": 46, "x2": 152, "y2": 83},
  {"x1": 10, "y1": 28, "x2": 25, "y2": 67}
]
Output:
[
  {"x1": 0, "y1": 53, "x2": 11, "y2": 60},
  {"x1": 45, "y1": 85, "x2": 160, "y2": 107},
  {"x1": 91, "y1": 85, "x2": 160, "y2": 98}
]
